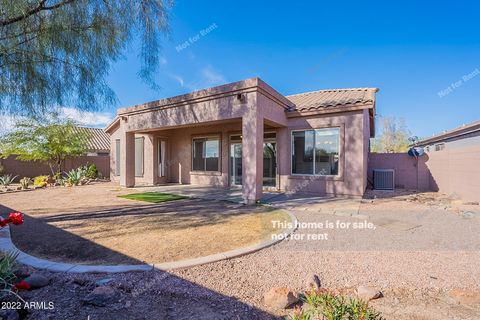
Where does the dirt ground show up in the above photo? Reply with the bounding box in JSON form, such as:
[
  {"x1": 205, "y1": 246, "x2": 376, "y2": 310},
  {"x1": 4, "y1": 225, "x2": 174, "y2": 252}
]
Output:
[
  {"x1": 1, "y1": 186, "x2": 480, "y2": 319},
  {"x1": 0, "y1": 182, "x2": 290, "y2": 265}
]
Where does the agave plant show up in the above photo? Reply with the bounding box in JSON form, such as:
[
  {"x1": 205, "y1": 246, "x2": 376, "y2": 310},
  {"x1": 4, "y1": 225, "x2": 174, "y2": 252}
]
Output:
[
  {"x1": 0, "y1": 251, "x2": 19, "y2": 289},
  {"x1": 0, "y1": 174, "x2": 18, "y2": 187},
  {"x1": 64, "y1": 167, "x2": 88, "y2": 186}
]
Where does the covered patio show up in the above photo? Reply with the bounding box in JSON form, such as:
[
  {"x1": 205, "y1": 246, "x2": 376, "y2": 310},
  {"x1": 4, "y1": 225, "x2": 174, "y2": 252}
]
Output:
[{"x1": 106, "y1": 78, "x2": 292, "y2": 204}]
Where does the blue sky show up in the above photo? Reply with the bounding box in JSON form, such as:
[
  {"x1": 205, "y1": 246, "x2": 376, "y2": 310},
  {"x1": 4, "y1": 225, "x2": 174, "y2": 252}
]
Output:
[{"x1": 105, "y1": 0, "x2": 480, "y2": 138}]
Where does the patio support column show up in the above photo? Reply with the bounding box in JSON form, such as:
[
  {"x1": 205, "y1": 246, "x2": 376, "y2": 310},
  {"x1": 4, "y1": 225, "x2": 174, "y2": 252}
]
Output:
[
  {"x1": 120, "y1": 131, "x2": 135, "y2": 187},
  {"x1": 143, "y1": 134, "x2": 156, "y2": 185},
  {"x1": 242, "y1": 112, "x2": 264, "y2": 204}
]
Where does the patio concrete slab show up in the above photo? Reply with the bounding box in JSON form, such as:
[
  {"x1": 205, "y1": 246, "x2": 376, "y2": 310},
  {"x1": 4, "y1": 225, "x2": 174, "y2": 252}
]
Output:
[{"x1": 137, "y1": 184, "x2": 284, "y2": 204}]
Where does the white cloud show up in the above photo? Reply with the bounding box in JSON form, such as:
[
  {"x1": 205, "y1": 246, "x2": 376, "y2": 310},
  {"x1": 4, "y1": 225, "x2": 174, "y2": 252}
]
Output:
[
  {"x1": 201, "y1": 65, "x2": 226, "y2": 86},
  {"x1": 170, "y1": 74, "x2": 185, "y2": 87},
  {"x1": 159, "y1": 56, "x2": 168, "y2": 65},
  {"x1": 60, "y1": 107, "x2": 113, "y2": 127},
  {"x1": 0, "y1": 108, "x2": 113, "y2": 135},
  {"x1": 182, "y1": 65, "x2": 227, "y2": 91}
]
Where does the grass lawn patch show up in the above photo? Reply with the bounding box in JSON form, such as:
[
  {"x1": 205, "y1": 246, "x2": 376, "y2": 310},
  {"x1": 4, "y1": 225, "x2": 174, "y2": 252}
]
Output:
[{"x1": 118, "y1": 192, "x2": 187, "y2": 203}]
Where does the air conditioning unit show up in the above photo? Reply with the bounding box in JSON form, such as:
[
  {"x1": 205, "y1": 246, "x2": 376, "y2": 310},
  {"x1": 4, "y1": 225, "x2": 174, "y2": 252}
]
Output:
[{"x1": 373, "y1": 169, "x2": 395, "y2": 190}]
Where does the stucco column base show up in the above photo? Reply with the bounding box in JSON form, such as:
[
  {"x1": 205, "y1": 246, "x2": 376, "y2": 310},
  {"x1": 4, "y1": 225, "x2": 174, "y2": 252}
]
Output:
[
  {"x1": 120, "y1": 131, "x2": 135, "y2": 187},
  {"x1": 143, "y1": 134, "x2": 156, "y2": 185},
  {"x1": 242, "y1": 113, "x2": 264, "y2": 204}
]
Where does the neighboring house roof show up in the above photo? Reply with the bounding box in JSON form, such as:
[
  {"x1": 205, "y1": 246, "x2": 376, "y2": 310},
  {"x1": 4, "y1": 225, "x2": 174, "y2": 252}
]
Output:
[
  {"x1": 72, "y1": 127, "x2": 110, "y2": 152},
  {"x1": 286, "y1": 88, "x2": 379, "y2": 112},
  {"x1": 417, "y1": 120, "x2": 480, "y2": 146}
]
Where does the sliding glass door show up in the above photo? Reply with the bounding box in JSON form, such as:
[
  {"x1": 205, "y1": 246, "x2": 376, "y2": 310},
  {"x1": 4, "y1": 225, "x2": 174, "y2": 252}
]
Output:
[
  {"x1": 229, "y1": 133, "x2": 277, "y2": 187},
  {"x1": 230, "y1": 142, "x2": 242, "y2": 186}
]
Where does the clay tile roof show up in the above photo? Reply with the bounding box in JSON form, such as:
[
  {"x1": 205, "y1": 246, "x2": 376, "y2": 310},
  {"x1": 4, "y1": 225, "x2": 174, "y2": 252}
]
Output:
[
  {"x1": 286, "y1": 88, "x2": 379, "y2": 112},
  {"x1": 71, "y1": 127, "x2": 110, "y2": 152}
]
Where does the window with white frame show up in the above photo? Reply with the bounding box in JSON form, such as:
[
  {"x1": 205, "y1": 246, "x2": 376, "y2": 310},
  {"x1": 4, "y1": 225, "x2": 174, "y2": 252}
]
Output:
[
  {"x1": 115, "y1": 139, "x2": 121, "y2": 176},
  {"x1": 292, "y1": 128, "x2": 340, "y2": 176},
  {"x1": 134, "y1": 137, "x2": 144, "y2": 177},
  {"x1": 158, "y1": 140, "x2": 166, "y2": 177},
  {"x1": 192, "y1": 137, "x2": 220, "y2": 172}
]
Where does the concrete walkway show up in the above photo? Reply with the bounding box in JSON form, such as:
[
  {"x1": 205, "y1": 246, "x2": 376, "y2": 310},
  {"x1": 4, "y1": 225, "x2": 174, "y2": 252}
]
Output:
[
  {"x1": 136, "y1": 184, "x2": 284, "y2": 204},
  {"x1": 137, "y1": 184, "x2": 363, "y2": 216}
]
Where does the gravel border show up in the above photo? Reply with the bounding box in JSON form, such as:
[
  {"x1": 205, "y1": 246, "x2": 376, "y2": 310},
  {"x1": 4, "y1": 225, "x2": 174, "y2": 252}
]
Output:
[{"x1": 0, "y1": 210, "x2": 297, "y2": 273}]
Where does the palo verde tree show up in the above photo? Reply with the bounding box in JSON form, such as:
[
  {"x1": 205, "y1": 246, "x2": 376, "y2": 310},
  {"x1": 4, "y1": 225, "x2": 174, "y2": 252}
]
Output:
[
  {"x1": 371, "y1": 116, "x2": 411, "y2": 153},
  {"x1": 0, "y1": 0, "x2": 172, "y2": 116},
  {"x1": 0, "y1": 115, "x2": 91, "y2": 174}
]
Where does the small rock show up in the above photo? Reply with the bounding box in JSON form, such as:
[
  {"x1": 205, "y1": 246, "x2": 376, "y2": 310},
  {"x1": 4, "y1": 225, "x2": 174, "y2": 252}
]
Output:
[
  {"x1": 448, "y1": 289, "x2": 480, "y2": 305},
  {"x1": 263, "y1": 287, "x2": 299, "y2": 309},
  {"x1": 24, "y1": 273, "x2": 50, "y2": 289},
  {"x1": 463, "y1": 201, "x2": 479, "y2": 206},
  {"x1": 72, "y1": 277, "x2": 91, "y2": 286},
  {"x1": 13, "y1": 265, "x2": 36, "y2": 279},
  {"x1": 357, "y1": 285, "x2": 383, "y2": 301},
  {"x1": 305, "y1": 274, "x2": 321, "y2": 290},
  {"x1": 95, "y1": 278, "x2": 114, "y2": 286},
  {"x1": 0, "y1": 309, "x2": 19, "y2": 320},
  {"x1": 83, "y1": 286, "x2": 120, "y2": 307},
  {"x1": 462, "y1": 211, "x2": 479, "y2": 219}
]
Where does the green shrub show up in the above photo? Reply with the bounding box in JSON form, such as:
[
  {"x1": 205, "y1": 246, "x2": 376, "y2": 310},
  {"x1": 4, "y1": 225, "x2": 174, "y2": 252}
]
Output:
[
  {"x1": 0, "y1": 174, "x2": 18, "y2": 187},
  {"x1": 85, "y1": 163, "x2": 99, "y2": 179},
  {"x1": 53, "y1": 172, "x2": 62, "y2": 182},
  {"x1": 287, "y1": 289, "x2": 384, "y2": 320},
  {"x1": 0, "y1": 164, "x2": 5, "y2": 175},
  {"x1": 0, "y1": 252, "x2": 18, "y2": 287},
  {"x1": 0, "y1": 252, "x2": 19, "y2": 300},
  {"x1": 287, "y1": 307, "x2": 312, "y2": 320},
  {"x1": 64, "y1": 167, "x2": 88, "y2": 186},
  {"x1": 33, "y1": 175, "x2": 49, "y2": 188},
  {"x1": 19, "y1": 177, "x2": 31, "y2": 189}
]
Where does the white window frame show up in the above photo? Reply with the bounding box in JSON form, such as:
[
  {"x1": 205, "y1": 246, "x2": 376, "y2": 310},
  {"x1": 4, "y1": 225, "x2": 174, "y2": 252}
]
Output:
[
  {"x1": 134, "y1": 137, "x2": 144, "y2": 177},
  {"x1": 115, "y1": 139, "x2": 121, "y2": 176},
  {"x1": 158, "y1": 140, "x2": 166, "y2": 177}
]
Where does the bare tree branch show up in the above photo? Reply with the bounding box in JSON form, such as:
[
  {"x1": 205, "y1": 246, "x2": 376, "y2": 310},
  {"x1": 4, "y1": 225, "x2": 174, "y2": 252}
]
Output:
[{"x1": 0, "y1": 0, "x2": 75, "y2": 26}]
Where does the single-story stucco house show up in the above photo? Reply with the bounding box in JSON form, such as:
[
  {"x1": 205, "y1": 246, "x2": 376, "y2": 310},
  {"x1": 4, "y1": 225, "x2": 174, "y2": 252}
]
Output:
[{"x1": 105, "y1": 78, "x2": 378, "y2": 204}]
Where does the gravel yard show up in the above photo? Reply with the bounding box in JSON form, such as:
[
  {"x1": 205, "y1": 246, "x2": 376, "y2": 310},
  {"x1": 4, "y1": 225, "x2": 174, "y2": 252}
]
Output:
[
  {"x1": 0, "y1": 183, "x2": 290, "y2": 265},
  {"x1": 2, "y1": 187, "x2": 480, "y2": 319}
]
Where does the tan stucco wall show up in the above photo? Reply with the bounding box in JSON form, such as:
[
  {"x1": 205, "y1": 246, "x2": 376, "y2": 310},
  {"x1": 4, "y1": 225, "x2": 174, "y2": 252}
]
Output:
[
  {"x1": 425, "y1": 144, "x2": 480, "y2": 202},
  {"x1": 279, "y1": 110, "x2": 369, "y2": 197},
  {"x1": 107, "y1": 79, "x2": 373, "y2": 200}
]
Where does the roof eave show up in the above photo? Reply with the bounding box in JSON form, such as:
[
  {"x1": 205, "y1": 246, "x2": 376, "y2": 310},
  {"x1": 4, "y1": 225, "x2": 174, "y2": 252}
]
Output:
[
  {"x1": 417, "y1": 123, "x2": 480, "y2": 146},
  {"x1": 104, "y1": 117, "x2": 120, "y2": 134},
  {"x1": 286, "y1": 103, "x2": 374, "y2": 118}
]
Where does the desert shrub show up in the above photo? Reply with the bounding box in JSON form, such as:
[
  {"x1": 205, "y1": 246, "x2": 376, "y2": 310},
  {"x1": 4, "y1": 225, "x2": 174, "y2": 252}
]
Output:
[
  {"x1": 53, "y1": 172, "x2": 62, "y2": 182},
  {"x1": 64, "y1": 167, "x2": 88, "y2": 186},
  {"x1": 19, "y1": 177, "x2": 31, "y2": 189},
  {"x1": 85, "y1": 163, "x2": 99, "y2": 179},
  {"x1": 0, "y1": 252, "x2": 18, "y2": 286},
  {"x1": 287, "y1": 307, "x2": 312, "y2": 320},
  {"x1": 0, "y1": 216, "x2": 25, "y2": 299},
  {"x1": 33, "y1": 175, "x2": 49, "y2": 188},
  {"x1": 0, "y1": 174, "x2": 18, "y2": 187},
  {"x1": 286, "y1": 289, "x2": 384, "y2": 320}
]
